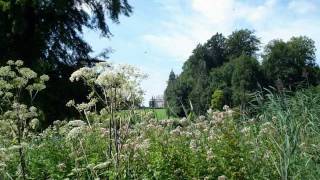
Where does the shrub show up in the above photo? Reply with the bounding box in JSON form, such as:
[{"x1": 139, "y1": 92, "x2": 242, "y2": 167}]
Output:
[{"x1": 211, "y1": 89, "x2": 224, "y2": 110}]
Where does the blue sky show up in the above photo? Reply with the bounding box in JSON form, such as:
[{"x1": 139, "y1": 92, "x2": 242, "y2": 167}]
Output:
[{"x1": 84, "y1": 0, "x2": 320, "y2": 105}]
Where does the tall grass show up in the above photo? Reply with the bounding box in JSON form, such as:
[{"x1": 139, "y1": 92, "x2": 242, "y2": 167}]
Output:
[{"x1": 253, "y1": 87, "x2": 320, "y2": 179}]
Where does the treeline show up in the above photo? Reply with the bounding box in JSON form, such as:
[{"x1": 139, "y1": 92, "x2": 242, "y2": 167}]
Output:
[{"x1": 164, "y1": 29, "x2": 320, "y2": 116}]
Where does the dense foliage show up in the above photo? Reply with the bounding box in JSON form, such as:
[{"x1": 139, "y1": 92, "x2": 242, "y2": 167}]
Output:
[
  {"x1": 165, "y1": 29, "x2": 320, "y2": 116},
  {"x1": 1, "y1": 61, "x2": 320, "y2": 178},
  {"x1": 1, "y1": 61, "x2": 320, "y2": 179},
  {"x1": 0, "y1": 0, "x2": 132, "y2": 123}
]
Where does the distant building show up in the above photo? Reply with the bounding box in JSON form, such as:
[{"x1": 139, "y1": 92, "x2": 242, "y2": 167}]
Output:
[{"x1": 149, "y1": 95, "x2": 165, "y2": 108}]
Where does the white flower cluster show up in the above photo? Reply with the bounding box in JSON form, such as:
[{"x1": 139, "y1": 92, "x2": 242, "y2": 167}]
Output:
[
  {"x1": 18, "y1": 67, "x2": 37, "y2": 79},
  {"x1": 0, "y1": 60, "x2": 48, "y2": 150},
  {"x1": 67, "y1": 61, "x2": 147, "y2": 117},
  {"x1": 66, "y1": 127, "x2": 84, "y2": 141},
  {"x1": 70, "y1": 67, "x2": 97, "y2": 84},
  {"x1": 68, "y1": 120, "x2": 87, "y2": 127},
  {"x1": 0, "y1": 60, "x2": 49, "y2": 102}
]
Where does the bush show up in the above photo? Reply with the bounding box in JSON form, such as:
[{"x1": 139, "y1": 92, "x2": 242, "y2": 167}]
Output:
[{"x1": 211, "y1": 89, "x2": 224, "y2": 110}]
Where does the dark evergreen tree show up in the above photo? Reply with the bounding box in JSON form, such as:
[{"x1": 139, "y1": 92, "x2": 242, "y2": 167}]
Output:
[
  {"x1": 0, "y1": 0, "x2": 132, "y2": 123},
  {"x1": 164, "y1": 70, "x2": 180, "y2": 116}
]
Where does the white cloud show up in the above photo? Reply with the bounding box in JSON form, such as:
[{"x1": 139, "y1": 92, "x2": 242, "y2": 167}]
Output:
[
  {"x1": 191, "y1": 0, "x2": 235, "y2": 24},
  {"x1": 288, "y1": 0, "x2": 318, "y2": 14},
  {"x1": 143, "y1": 0, "x2": 320, "y2": 63},
  {"x1": 190, "y1": 0, "x2": 277, "y2": 24},
  {"x1": 143, "y1": 0, "x2": 281, "y2": 61},
  {"x1": 242, "y1": 0, "x2": 278, "y2": 23},
  {"x1": 257, "y1": 19, "x2": 320, "y2": 58},
  {"x1": 143, "y1": 34, "x2": 197, "y2": 61}
]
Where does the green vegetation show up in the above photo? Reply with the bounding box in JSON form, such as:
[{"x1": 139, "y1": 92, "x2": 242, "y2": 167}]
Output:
[
  {"x1": 1, "y1": 1, "x2": 320, "y2": 178},
  {"x1": 164, "y1": 30, "x2": 320, "y2": 116},
  {"x1": 1, "y1": 64, "x2": 320, "y2": 178},
  {"x1": 149, "y1": 108, "x2": 169, "y2": 120},
  {"x1": 121, "y1": 108, "x2": 169, "y2": 120},
  {"x1": 211, "y1": 89, "x2": 224, "y2": 110},
  {"x1": 0, "y1": 0, "x2": 132, "y2": 123}
]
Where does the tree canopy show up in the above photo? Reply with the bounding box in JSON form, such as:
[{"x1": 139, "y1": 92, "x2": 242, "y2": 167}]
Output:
[
  {"x1": 165, "y1": 29, "x2": 320, "y2": 117},
  {"x1": 0, "y1": 0, "x2": 131, "y2": 66},
  {"x1": 262, "y1": 36, "x2": 317, "y2": 89},
  {"x1": 0, "y1": 0, "x2": 132, "y2": 123}
]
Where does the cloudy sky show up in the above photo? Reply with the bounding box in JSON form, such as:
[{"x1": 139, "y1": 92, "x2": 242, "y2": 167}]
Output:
[{"x1": 84, "y1": 0, "x2": 320, "y2": 105}]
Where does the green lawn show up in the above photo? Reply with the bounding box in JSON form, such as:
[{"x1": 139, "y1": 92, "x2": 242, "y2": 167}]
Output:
[
  {"x1": 138, "y1": 108, "x2": 168, "y2": 120},
  {"x1": 120, "y1": 108, "x2": 169, "y2": 120},
  {"x1": 151, "y1": 108, "x2": 168, "y2": 120}
]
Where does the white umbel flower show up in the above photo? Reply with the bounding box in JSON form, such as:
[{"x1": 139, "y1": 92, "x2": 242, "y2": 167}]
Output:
[
  {"x1": 19, "y1": 67, "x2": 37, "y2": 79},
  {"x1": 68, "y1": 120, "x2": 86, "y2": 127},
  {"x1": 66, "y1": 127, "x2": 83, "y2": 141}
]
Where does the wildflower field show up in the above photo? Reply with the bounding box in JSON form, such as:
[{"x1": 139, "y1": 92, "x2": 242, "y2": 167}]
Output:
[
  {"x1": 0, "y1": 60, "x2": 320, "y2": 179},
  {"x1": 2, "y1": 0, "x2": 320, "y2": 179}
]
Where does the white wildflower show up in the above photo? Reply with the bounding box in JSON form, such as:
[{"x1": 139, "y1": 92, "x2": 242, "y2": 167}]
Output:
[
  {"x1": 0, "y1": 162, "x2": 7, "y2": 169},
  {"x1": 4, "y1": 92, "x2": 13, "y2": 98},
  {"x1": 66, "y1": 100, "x2": 75, "y2": 107},
  {"x1": 15, "y1": 60, "x2": 24, "y2": 66},
  {"x1": 66, "y1": 127, "x2": 83, "y2": 141},
  {"x1": 179, "y1": 117, "x2": 189, "y2": 127},
  {"x1": 0, "y1": 66, "x2": 11, "y2": 77},
  {"x1": 68, "y1": 120, "x2": 86, "y2": 127},
  {"x1": 13, "y1": 77, "x2": 27, "y2": 88},
  {"x1": 7, "y1": 60, "x2": 14, "y2": 65},
  {"x1": 71, "y1": 167, "x2": 86, "y2": 173},
  {"x1": 39, "y1": 74, "x2": 50, "y2": 82},
  {"x1": 170, "y1": 126, "x2": 181, "y2": 136},
  {"x1": 218, "y1": 175, "x2": 227, "y2": 180},
  {"x1": 75, "y1": 102, "x2": 92, "y2": 112},
  {"x1": 241, "y1": 127, "x2": 251, "y2": 134},
  {"x1": 183, "y1": 131, "x2": 193, "y2": 138},
  {"x1": 260, "y1": 122, "x2": 273, "y2": 134},
  {"x1": 70, "y1": 67, "x2": 96, "y2": 83},
  {"x1": 261, "y1": 122, "x2": 272, "y2": 129},
  {"x1": 57, "y1": 163, "x2": 66, "y2": 172},
  {"x1": 194, "y1": 130, "x2": 202, "y2": 138},
  {"x1": 197, "y1": 115, "x2": 206, "y2": 122},
  {"x1": 223, "y1": 105, "x2": 230, "y2": 111},
  {"x1": 29, "y1": 106, "x2": 37, "y2": 112},
  {"x1": 206, "y1": 149, "x2": 214, "y2": 161},
  {"x1": 30, "y1": 118, "x2": 40, "y2": 129},
  {"x1": 189, "y1": 140, "x2": 197, "y2": 150},
  {"x1": 53, "y1": 120, "x2": 62, "y2": 126},
  {"x1": 27, "y1": 83, "x2": 46, "y2": 91},
  {"x1": 136, "y1": 139, "x2": 150, "y2": 150},
  {"x1": 19, "y1": 67, "x2": 37, "y2": 79},
  {"x1": 93, "y1": 161, "x2": 110, "y2": 170},
  {"x1": 195, "y1": 122, "x2": 206, "y2": 130}
]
